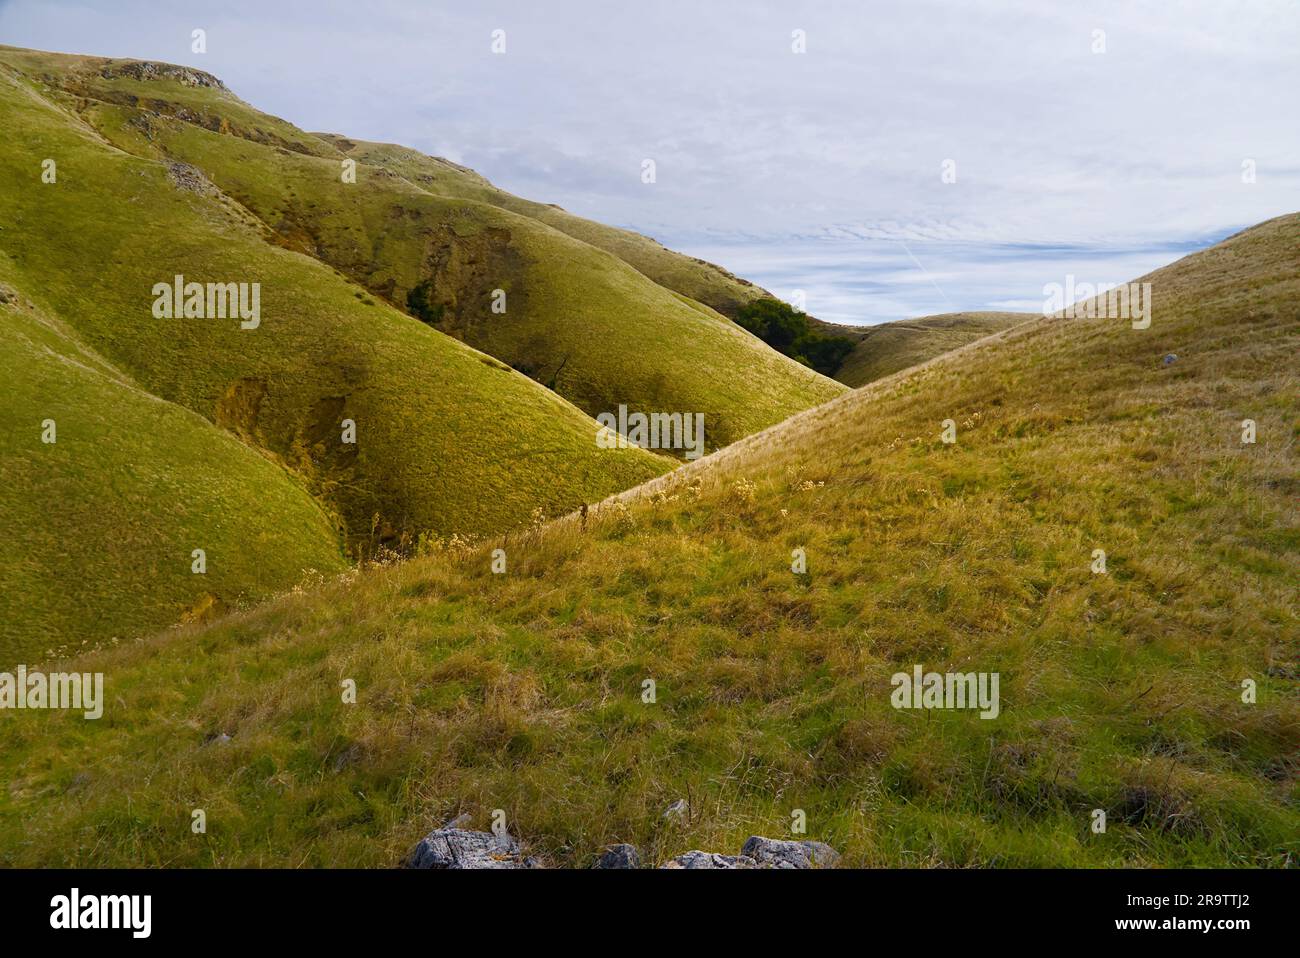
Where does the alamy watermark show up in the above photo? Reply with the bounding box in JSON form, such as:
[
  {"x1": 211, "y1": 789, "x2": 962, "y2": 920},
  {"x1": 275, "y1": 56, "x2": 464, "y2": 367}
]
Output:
[
  {"x1": 596, "y1": 404, "x2": 705, "y2": 460},
  {"x1": 0, "y1": 666, "x2": 103, "y2": 719},
  {"x1": 1043, "y1": 275, "x2": 1151, "y2": 329},
  {"x1": 50, "y1": 888, "x2": 150, "y2": 938},
  {"x1": 890, "y1": 665, "x2": 1000, "y2": 719},
  {"x1": 152, "y1": 274, "x2": 260, "y2": 329}
]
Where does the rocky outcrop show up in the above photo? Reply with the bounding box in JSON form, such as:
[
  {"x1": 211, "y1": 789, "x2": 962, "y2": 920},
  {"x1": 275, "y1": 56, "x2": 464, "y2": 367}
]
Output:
[
  {"x1": 166, "y1": 161, "x2": 218, "y2": 196},
  {"x1": 594, "y1": 843, "x2": 642, "y2": 869},
  {"x1": 404, "y1": 828, "x2": 539, "y2": 870},
  {"x1": 740, "y1": 836, "x2": 841, "y2": 869},
  {"x1": 402, "y1": 829, "x2": 839, "y2": 869},
  {"x1": 661, "y1": 836, "x2": 840, "y2": 869},
  {"x1": 99, "y1": 60, "x2": 226, "y2": 89},
  {"x1": 661, "y1": 851, "x2": 757, "y2": 870}
]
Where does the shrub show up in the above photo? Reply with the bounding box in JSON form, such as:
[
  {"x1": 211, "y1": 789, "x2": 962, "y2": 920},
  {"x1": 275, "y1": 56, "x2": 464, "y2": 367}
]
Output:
[
  {"x1": 406, "y1": 278, "x2": 444, "y2": 326},
  {"x1": 734, "y1": 298, "x2": 855, "y2": 376}
]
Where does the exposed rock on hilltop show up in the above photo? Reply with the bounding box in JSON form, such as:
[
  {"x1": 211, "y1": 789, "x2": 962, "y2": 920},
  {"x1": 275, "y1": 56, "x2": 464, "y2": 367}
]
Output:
[{"x1": 98, "y1": 59, "x2": 226, "y2": 89}]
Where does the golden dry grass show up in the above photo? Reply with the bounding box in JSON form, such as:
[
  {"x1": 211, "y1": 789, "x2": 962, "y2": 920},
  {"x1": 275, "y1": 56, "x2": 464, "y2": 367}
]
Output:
[{"x1": 2, "y1": 214, "x2": 1294, "y2": 868}]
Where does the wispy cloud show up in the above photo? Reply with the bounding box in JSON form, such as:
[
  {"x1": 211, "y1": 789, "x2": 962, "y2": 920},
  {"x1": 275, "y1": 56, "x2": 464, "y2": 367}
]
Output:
[{"x1": 5, "y1": 0, "x2": 1294, "y2": 324}]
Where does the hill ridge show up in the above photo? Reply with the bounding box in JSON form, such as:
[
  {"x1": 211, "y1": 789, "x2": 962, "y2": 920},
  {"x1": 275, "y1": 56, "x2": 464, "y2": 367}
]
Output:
[
  {"x1": 4, "y1": 44, "x2": 845, "y2": 448},
  {"x1": 1, "y1": 210, "x2": 1292, "y2": 867}
]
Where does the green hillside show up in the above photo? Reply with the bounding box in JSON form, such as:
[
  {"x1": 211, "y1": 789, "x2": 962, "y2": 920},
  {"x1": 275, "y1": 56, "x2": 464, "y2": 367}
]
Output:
[
  {"x1": 0, "y1": 46, "x2": 669, "y2": 560},
  {"x1": 319, "y1": 135, "x2": 771, "y2": 319},
  {"x1": 317, "y1": 138, "x2": 1024, "y2": 388},
  {"x1": 0, "y1": 267, "x2": 347, "y2": 663},
  {"x1": 818, "y1": 311, "x2": 1029, "y2": 387},
  {"x1": 3, "y1": 214, "x2": 1293, "y2": 867},
  {"x1": 2, "y1": 47, "x2": 844, "y2": 451}
]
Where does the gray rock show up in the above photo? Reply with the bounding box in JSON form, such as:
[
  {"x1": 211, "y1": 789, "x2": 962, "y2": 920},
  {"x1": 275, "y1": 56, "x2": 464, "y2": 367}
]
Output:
[
  {"x1": 100, "y1": 61, "x2": 226, "y2": 89},
  {"x1": 166, "y1": 161, "x2": 217, "y2": 196},
  {"x1": 405, "y1": 828, "x2": 539, "y2": 869},
  {"x1": 1162, "y1": 353, "x2": 1178, "y2": 365},
  {"x1": 595, "y1": 843, "x2": 642, "y2": 869},
  {"x1": 660, "y1": 851, "x2": 758, "y2": 869},
  {"x1": 741, "y1": 836, "x2": 841, "y2": 869}
]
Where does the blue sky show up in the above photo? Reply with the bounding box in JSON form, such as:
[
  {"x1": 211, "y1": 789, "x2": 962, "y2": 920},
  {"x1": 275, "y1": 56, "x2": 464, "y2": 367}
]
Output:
[{"x1": 3, "y1": 0, "x2": 1296, "y2": 324}]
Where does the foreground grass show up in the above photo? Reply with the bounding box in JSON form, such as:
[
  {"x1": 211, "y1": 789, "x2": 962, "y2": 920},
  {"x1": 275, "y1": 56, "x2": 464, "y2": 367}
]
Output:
[{"x1": 2, "y1": 215, "x2": 1295, "y2": 867}]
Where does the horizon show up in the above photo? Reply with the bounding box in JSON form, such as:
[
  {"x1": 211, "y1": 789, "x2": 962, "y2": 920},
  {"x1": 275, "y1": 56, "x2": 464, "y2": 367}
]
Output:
[{"x1": 2, "y1": 0, "x2": 1295, "y2": 324}]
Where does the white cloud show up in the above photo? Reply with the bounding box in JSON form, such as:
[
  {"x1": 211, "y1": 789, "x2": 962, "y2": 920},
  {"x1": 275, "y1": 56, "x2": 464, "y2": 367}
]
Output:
[{"x1": 4, "y1": 0, "x2": 1295, "y2": 324}]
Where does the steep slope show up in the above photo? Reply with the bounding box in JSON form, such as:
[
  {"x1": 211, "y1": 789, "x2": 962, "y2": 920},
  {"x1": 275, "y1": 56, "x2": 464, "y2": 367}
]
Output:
[
  {"x1": 0, "y1": 48, "x2": 668, "y2": 558},
  {"x1": 318, "y1": 135, "x2": 771, "y2": 318},
  {"x1": 2, "y1": 215, "x2": 1294, "y2": 868},
  {"x1": 1, "y1": 47, "x2": 845, "y2": 451},
  {"x1": 0, "y1": 267, "x2": 347, "y2": 663},
  {"x1": 815, "y1": 311, "x2": 1028, "y2": 387},
  {"x1": 313, "y1": 139, "x2": 1026, "y2": 388}
]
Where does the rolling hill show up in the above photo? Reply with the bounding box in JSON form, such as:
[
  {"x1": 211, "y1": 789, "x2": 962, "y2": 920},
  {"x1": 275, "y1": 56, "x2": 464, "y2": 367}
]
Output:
[
  {"x1": 3, "y1": 46, "x2": 844, "y2": 451},
  {"x1": 318, "y1": 135, "x2": 771, "y2": 320},
  {"x1": 815, "y1": 311, "x2": 1029, "y2": 387},
  {"x1": 322, "y1": 138, "x2": 1024, "y2": 389},
  {"x1": 0, "y1": 268, "x2": 347, "y2": 662},
  {"x1": 3, "y1": 213, "x2": 1293, "y2": 867},
  {"x1": 0, "y1": 45, "x2": 691, "y2": 657}
]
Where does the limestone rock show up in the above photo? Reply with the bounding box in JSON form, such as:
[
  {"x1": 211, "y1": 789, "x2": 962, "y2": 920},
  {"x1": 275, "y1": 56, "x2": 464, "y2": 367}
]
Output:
[
  {"x1": 405, "y1": 828, "x2": 539, "y2": 869},
  {"x1": 660, "y1": 850, "x2": 757, "y2": 869},
  {"x1": 741, "y1": 836, "x2": 841, "y2": 869},
  {"x1": 595, "y1": 843, "x2": 641, "y2": 869}
]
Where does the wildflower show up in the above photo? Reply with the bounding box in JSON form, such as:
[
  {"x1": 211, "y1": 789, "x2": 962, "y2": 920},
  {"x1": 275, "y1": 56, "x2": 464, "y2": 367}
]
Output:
[{"x1": 732, "y1": 478, "x2": 757, "y2": 504}]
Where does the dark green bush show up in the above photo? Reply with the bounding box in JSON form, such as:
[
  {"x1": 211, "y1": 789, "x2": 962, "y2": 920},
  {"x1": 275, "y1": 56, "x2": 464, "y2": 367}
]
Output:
[
  {"x1": 406, "y1": 279, "x2": 444, "y2": 326},
  {"x1": 734, "y1": 298, "x2": 855, "y2": 376}
]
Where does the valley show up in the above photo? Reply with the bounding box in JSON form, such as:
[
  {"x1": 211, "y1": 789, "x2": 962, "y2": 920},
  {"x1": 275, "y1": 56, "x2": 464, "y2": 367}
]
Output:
[{"x1": 0, "y1": 44, "x2": 1294, "y2": 872}]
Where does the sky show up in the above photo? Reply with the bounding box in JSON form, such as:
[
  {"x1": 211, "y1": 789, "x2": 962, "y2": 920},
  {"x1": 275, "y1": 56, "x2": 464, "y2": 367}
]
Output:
[{"x1": 2, "y1": 0, "x2": 1296, "y2": 324}]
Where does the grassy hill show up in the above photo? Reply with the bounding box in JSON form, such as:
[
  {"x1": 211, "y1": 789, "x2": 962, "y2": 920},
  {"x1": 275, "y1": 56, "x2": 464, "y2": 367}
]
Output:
[
  {"x1": 0, "y1": 45, "x2": 681, "y2": 654},
  {"x1": 4, "y1": 47, "x2": 843, "y2": 451},
  {"x1": 817, "y1": 311, "x2": 1029, "y2": 387},
  {"x1": 318, "y1": 135, "x2": 771, "y2": 319},
  {"x1": 3, "y1": 214, "x2": 1293, "y2": 867},
  {"x1": 0, "y1": 47, "x2": 673, "y2": 541},
  {"x1": 337, "y1": 133, "x2": 1027, "y2": 393},
  {"x1": 0, "y1": 268, "x2": 347, "y2": 664}
]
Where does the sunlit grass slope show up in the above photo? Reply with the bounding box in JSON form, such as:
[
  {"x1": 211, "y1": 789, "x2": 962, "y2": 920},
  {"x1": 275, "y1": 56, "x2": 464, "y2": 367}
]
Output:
[
  {"x1": 0, "y1": 48, "x2": 668, "y2": 557},
  {"x1": 2, "y1": 215, "x2": 1294, "y2": 868},
  {"x1": 320, "y1": 135, "x2": 771, "y2": 318},
  {"x1": 0, "y1": 266, "x2": 346, "y2": 664},
  {"x1": 1, "y1": 47, "x2": 845, "y2": 449},
  {"x1": 135, "y1": 122, "x2": 841, "y2": 447},
  {"x1": 320, "y1": 140, "x2": 1027, "y2": 390},
  {"x1": 822, "y1": 311, "x2": 1029, "y2": 387}
]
